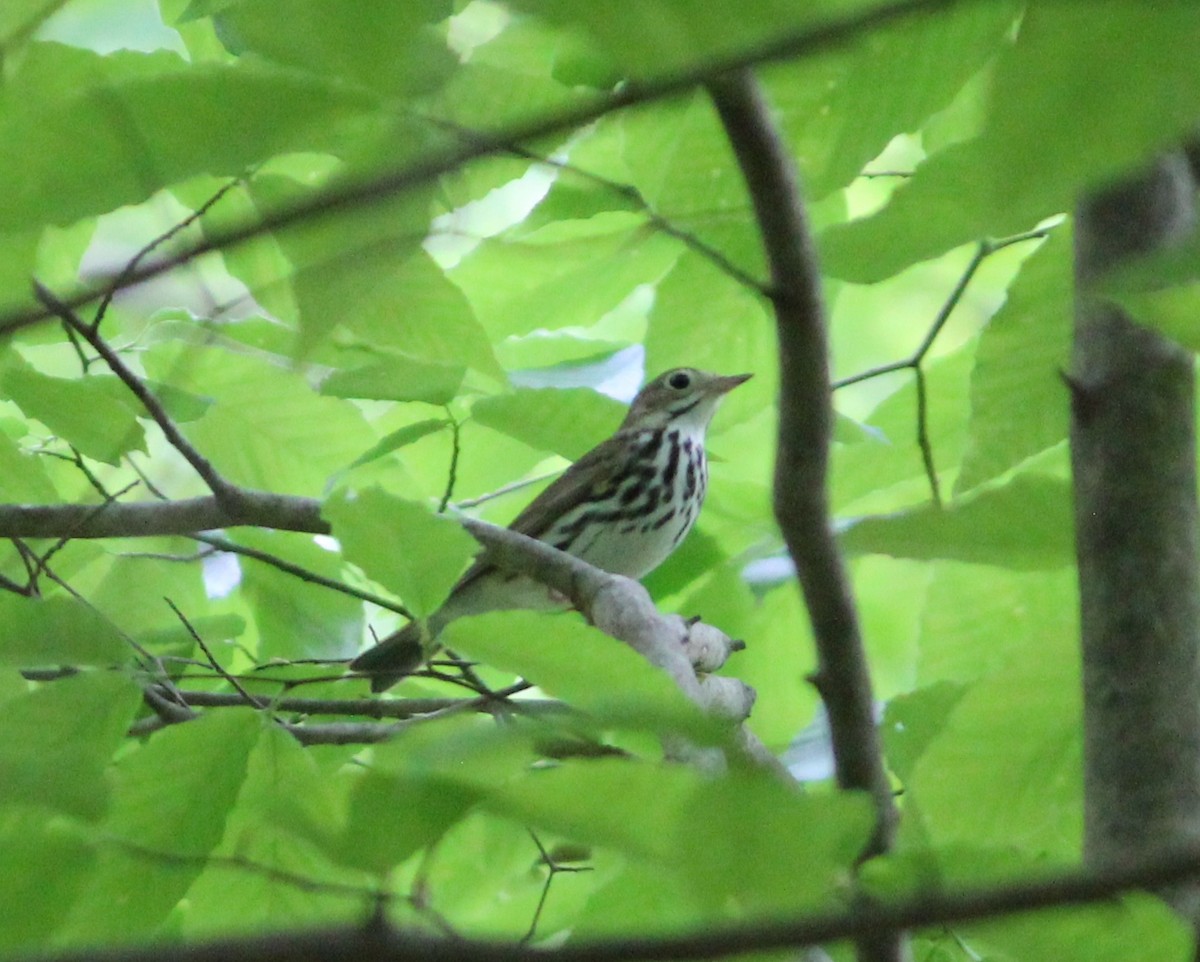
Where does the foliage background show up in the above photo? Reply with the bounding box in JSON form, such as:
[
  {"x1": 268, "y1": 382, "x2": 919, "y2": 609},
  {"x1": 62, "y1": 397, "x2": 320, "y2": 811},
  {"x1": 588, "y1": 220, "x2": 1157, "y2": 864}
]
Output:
[{"x1": 1, "y1": 1, "x2": 1199, "y2": 960}]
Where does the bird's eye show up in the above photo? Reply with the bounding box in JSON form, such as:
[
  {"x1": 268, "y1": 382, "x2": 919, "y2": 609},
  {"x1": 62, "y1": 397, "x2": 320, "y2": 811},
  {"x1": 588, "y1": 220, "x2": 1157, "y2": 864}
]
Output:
[{"x1": 668, "y1": 371, "x2": 691, "y2": 390}]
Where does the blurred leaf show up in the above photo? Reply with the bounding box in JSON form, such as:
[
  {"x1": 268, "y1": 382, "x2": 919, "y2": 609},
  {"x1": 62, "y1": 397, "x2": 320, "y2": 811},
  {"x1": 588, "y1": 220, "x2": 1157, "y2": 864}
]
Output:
[
  {"x1": 234, "y1": 529, "x2": 363, "y2": 661},
  {"x1": 1116, "y1": 282, "x2": 1200, "y2": 353},
  {"x1": 0, "y1": 43, "x2": 383, "y2": 231},
  {"x1": 0, "y1": 672, "x2": 140, "y2": 820},
  {"x1": 881, "y1": 681, "x2": 968, "y2": 783},
  {"x1": 645, "y1": 251, "x2": 776, "y2": 427},
  {"x1": 332, "y1": 251, "x2": 502, "y2": 378},
  {"x1": 775, "y1": 0, "x2": 1021, "y2": 197},
  {"x1": 821, "y1": 4, "x2": 1200, "y2": 282},
  {"x1": 445, "y1": 611, "x2": 713, "y2": 736},
  {"x1": 0, "y1": 595, "x2": 130, "y2": 668},
  {"x1": 324, "y1": 487, "x2": 476, "y2": 618},
  {"x1": 969, "y1": 893, "x2": 1191, "y2": 962},
  {"x1": 2, "y1": 369, "x2": 145, "y2": 465},
  {"x1": 483, "y1": 757, "x2": 702, "y2": 859},
  {"x1": 842, "y1": 473, "x2": 1074, "y2": 570},
  {"x1": 320, "y1": 358, "x2": 464, "y2": 405},
  {"x1": 910, "y1": 658, "x2": 1081, "y2": 858},
  {"x1": 211, "y1": 0, "x2": 454, "y2": 98},
  {"x1": 0, "y1": 428, "x2": 56, "y2": 501},
  {"x1": 0, "y1": 813, "x2": 94, "y2": 952},
  {"x1": 334, "y1": 771, "x2": 476, "y2": 874},
  {"x1": 143, "y1": 343, "x2": 373, "y2": 495},
  {"x1": 63, "y1": 709, "x2": 262, "y2": 940},
  {"x1": 450, "y1": 213, "x2": 679, "y2": 341},
  {"x1": 472, "y1": 387, "x2": 625, "y2": 460},
  {"x1": 348, "y1": 418, "x2": 448, "y2": 469},
  {"x1": 675, "y1": 778, "x2": 873, "y2": 914}
]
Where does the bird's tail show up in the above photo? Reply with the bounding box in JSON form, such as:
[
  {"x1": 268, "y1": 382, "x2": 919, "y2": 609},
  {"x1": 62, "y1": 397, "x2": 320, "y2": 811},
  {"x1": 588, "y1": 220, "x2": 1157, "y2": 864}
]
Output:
[{"x1": 349, "y1": 621, "x2": 428, "y2": 693}]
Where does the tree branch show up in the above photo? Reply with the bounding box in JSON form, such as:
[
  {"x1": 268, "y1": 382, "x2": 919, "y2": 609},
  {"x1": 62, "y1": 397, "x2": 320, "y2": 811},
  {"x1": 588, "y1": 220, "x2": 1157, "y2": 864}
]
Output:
[
  {"x1": 707, "y1": 71, "x2": 896, "y2": 844},
  {"x1": 15, "y1": 845, "x2": 1200, "y2": 962},
  {"x1": 458, "y1": 517, "x2": 766, "y2": 767},
  {"x1": 709, "y1": 67, "x2": 904, "y2": 962},
  {"x1": 0, "y1": 494, "x2": 327, "y2": 538}
]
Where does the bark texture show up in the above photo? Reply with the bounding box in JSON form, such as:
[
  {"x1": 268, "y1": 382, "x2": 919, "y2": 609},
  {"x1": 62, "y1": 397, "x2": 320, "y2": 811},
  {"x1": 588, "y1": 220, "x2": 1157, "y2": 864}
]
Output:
[{"x1": 1070, "y1": 154, "x2": 1200, "y2": 922}]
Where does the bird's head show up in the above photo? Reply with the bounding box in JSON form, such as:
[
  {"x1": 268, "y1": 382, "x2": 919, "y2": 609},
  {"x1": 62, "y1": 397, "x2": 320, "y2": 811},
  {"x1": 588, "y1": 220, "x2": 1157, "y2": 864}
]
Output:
[{"x1": 622, "y1": 367, "x2": 752, "y2": 433}]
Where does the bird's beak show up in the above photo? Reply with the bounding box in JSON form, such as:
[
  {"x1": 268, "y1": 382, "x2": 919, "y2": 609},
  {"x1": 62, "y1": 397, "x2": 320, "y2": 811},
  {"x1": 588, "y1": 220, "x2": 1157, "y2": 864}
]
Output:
[{"x1": 711, "y1": 372, "x2": 753, "y2": 395}]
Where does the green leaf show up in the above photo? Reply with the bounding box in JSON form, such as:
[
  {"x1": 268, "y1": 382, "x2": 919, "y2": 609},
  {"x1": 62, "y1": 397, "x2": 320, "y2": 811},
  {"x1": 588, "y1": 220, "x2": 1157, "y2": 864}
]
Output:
[
  {"x1": 513, "y1": 0, "x2": 855, "y2": 79},
  {"x1": 319, "y1": 357, "x2": 465, "y2": 405},
  {"x1": 910, "y1": 658, "x2": 1081, "y2": 857},
  {"x1": 484, "y1": 757, "x2": 703, "y2": 859},
  {"x1": 0, "y1": 813, "x2": 95, "y2": 952},
  {"x1": 2, "y1": 369, "x2": 145, "y2": 465},
  {"x1": 348, "y1": 418, "x2": 448, "y2": 469},
  {"x1": 471, "y1": 387, "x2": 625, "y2": 460},
  {"x1": 821, "y1": 4, "x2": 1200, "y2": 282},
  {"x1": 449, "y1": 213, "x2": 680, "y2": 342},
  {"x1": 62, "y1": 709, "x2": 263, "y2": 941},
  {"x1": 841, "y1": 474, "x2": 1074, "y2": 570},
  {"x1": 775, "y1": 0, "x2": 1021, "y2": 198},
  {"x1": 674, "y1": 778, "x2": 874, "y2": 914},
  {"x1": 444, "y1": 611, "x2": 712, "y2": 736},
  {"x1": 143, "y1": 343, "x2": 373, "y2": 495},
  {"x1": 969, "y1": 893, "x2": 1191, "y2": 962},
  {"x1": 881, "y1": 681, "x2": 968, "y2": 783},
  {"x1": 0, "y1": 595, "x2": 131, "y2": 668},
  {"x1": 211, "y1": 0, "x2": 454, "y2": 98},
  {"x1": 334, "y1": 770, "x2": 477, "y2": 875},
  {"x1": 0, "y1": 428, "x2": 56, "y2": 501},
  {"x1": 832, "y1": 346, "x2": 974, "y2": 513},
  {"x1": 180, "y1": 727, "x2": 363, "y2": 934},
  {"x1": 917, "y1": 564, "x2": 1080, "y2": 686},
  {"x1": 136, "y1": 614, "x2": 247, "y2": 656},
  {"x1": 619, "y1": 93, "x2": 764, "y2": 279},
  {"x1": 330, "y1": 251, "x2": 501, "y2": 378},
  {"x1": 1116, "y1": 282, "x2": 1200, "y2": 353},
  {"x1": 324, "y1": 487, "x2": 477, "y2": 619},
  {"x1": 645, "y1": 251, "x2": 776, "y2": 427},
  {"x1": 234, "y1": 529, "x2": 363, "y2": 661},
  {"x1": 956, "y1": 229, "x2": 1071, "y2": 493},
  {"x1": 0, "y1": 672, "x2": 140, "y2": 820},
  {"x1": 0, "y1": 43, "x2": 384, "y2": 231}
]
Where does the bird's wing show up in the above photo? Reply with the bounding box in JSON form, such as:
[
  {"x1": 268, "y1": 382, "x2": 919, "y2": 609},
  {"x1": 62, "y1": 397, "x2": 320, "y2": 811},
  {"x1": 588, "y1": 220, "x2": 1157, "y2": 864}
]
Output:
[{"x1": 452, "y1": 433, "x2": 635, "y2": 590}]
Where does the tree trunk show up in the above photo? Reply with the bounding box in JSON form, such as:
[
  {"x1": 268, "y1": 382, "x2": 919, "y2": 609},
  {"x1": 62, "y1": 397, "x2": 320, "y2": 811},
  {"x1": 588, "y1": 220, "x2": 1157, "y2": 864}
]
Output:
[{"x1": 1070, "y1": 154, "x2": 1200, "y2": 923}]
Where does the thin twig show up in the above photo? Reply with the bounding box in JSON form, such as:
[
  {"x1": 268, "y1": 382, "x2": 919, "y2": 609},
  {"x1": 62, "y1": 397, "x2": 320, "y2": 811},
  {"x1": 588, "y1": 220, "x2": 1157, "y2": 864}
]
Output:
[
  {"x1": 192, "y1": 532, "x2": 413, "y2": 619},
  {"x1": 429, "y1": 122, "x2": 769, "y2": 295},
  {"x1": 110, "y1": 838, "x2": 383, "y2": 902},
  {"x1": 91, "y1": 174, "x2": 246, "y2": 334},
  {"x1": 33, "y1": 283, "x2": 239, "y2": 505},
  {"x1": 913, "y1": 368, "x2": 941, "y2": 506},
  {"x1": 831, "y1": 227, "x2": 1052, "y2": 503},
  {"x1": 439, "y1": 408, "x2": 461, "y2": 514},
  {"x1": 453, "y1": 471, "x2": 562, "y2": 510},
  {"x1": 29, "y1": 480, "x2": 140, "y2": 581},
  {"x1": 164, "y1": 597, "x2": 267, "y2": 709}
]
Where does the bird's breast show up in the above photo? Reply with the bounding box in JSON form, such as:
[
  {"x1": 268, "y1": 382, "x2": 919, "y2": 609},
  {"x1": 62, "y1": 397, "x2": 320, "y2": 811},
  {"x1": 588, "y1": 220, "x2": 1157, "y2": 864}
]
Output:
[{"x1": 545, "y1": 426, "x2": 707, "y2": 578}]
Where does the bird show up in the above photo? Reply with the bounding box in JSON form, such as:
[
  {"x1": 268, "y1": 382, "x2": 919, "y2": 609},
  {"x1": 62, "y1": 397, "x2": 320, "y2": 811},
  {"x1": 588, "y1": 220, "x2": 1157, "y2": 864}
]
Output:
[{"x1": 350, "y1": 367, "x2": 752, "y2": 691}]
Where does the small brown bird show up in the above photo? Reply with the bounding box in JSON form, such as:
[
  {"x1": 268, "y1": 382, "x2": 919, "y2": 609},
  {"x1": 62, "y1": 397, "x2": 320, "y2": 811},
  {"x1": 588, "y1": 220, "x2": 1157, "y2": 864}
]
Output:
[{"x1": 350, "y1": 367, "x2": 751, "y2": 691}]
